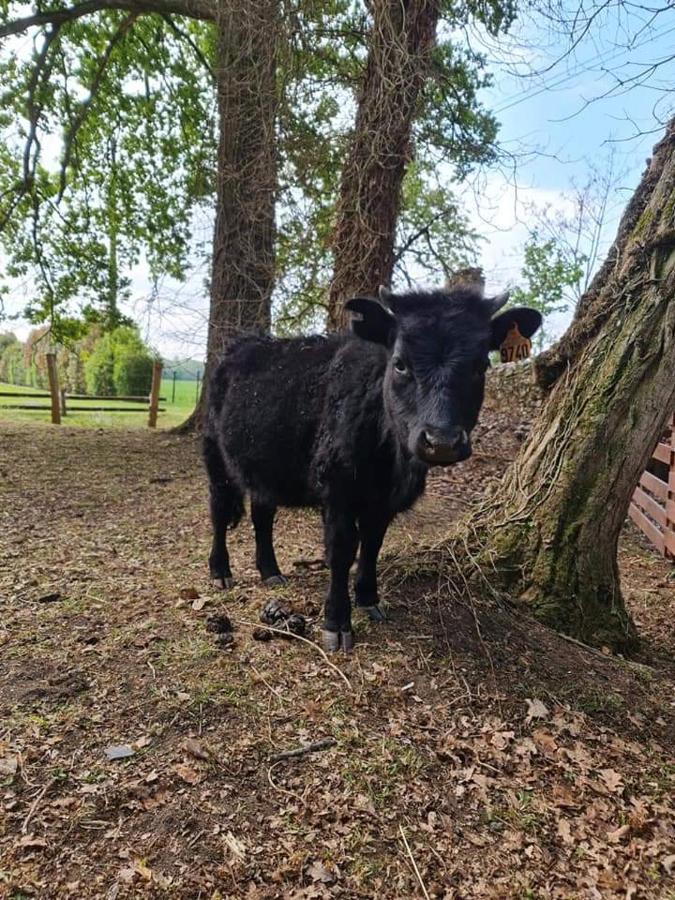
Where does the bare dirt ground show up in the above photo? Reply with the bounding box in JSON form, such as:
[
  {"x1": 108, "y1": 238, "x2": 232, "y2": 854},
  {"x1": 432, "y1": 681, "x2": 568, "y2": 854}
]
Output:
[{"x1": 1, "y1": 414, "x2": 674, "y2": 899}]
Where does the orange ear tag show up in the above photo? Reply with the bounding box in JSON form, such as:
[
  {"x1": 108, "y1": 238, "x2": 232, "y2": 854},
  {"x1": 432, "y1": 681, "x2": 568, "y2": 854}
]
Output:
[{"x1": 499, "y1": 323, "x2": 531, "y2": 364}]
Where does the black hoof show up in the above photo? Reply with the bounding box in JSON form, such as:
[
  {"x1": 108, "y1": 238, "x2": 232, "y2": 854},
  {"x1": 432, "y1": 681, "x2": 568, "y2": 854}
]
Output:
[
  {"x1": 263, "y1": 574, "x2": 287, "y2": 587},
  {"x1": 359, "y1": 604, "x2": 387, "y2": 623},
  {"x1": 323, "y1": 629, "x2": 354, "y2": 653},
  {"x1": 212, "y1": 575, "x2": 235, "y2": 590}
]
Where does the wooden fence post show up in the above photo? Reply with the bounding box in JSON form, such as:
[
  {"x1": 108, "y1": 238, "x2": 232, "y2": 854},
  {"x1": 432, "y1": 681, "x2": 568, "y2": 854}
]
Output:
[
  {"x1": 46, "y1": 352, "x2": 61, "y2": 425},
  {"x1": 148, "y1": 360, "x2": 163, "y2": 428},
  {"x1": 667, "y1": 413, "x2": 675, "y2": 559},
  {"x1": 60, "y1": 388, "x2": 67, "y2": 417}
]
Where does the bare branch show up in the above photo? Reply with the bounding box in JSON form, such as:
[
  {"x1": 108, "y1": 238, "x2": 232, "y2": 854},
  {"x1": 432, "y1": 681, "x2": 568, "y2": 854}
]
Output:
[
  {"x1": 392, "y1": 211, "x2": 444, "y2": 267},
  {"x1": 0, "y1": 0, "x2": 215, "y2": 38}
]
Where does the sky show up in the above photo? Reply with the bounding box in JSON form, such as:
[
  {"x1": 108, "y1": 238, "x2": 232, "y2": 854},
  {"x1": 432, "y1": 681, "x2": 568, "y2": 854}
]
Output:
[{"x1": 3, "y1": 2, "x2": 674, "y2": 360}]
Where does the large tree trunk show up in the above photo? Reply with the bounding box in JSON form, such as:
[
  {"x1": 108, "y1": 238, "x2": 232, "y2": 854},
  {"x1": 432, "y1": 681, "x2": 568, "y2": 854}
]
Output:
[
  {"x1": 178, "y1": 0, "x2": 277, "y2": 430},
  {"x1": 327, "y1": 0, "x2": 440, "y2": 330},
  {"x1": 459, "y1": 121, "x2": 675, "y2": 652}
]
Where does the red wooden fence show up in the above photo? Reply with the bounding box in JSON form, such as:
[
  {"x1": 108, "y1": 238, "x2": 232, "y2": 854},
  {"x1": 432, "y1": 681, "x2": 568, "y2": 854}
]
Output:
[{"x1": 629, "y1": 413, "x2": 675, "y2": 559}]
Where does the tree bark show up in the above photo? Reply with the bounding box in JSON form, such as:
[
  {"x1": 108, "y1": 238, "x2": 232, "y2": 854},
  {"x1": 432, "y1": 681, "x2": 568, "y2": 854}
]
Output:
[
  {"x1": 177, "y1": 0, "x2": 277, "y2": 430},
  {"x1": 327, "y1": 0, "x2": 440, "y2": 330},
  {"x1": 458, "y1": 121, "x2": 675, "y2": 652}
]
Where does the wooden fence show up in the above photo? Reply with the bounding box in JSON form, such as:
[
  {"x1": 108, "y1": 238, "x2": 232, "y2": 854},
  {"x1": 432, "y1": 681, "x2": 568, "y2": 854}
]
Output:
[
  {"x1": 0, "y1": 355, "x2": 164, "y2": 428},
  {"x1": 629, "y1": 413, "x2": 675, "y2": 559}
]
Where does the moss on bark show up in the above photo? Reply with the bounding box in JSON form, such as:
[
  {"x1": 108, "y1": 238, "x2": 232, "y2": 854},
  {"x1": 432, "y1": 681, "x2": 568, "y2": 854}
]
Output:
[{"x1": 448, "y1": 120, "x2": 675, "y2": 653}]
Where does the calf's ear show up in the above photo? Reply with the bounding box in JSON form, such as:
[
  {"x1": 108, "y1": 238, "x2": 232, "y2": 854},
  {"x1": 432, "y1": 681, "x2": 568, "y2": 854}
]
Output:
[
  {"x1": 489, "y1": 307, "x2": 543, "y2": 350},
  {"x1": 345, "y1": 297, "x2": 396, "y2": 346}
]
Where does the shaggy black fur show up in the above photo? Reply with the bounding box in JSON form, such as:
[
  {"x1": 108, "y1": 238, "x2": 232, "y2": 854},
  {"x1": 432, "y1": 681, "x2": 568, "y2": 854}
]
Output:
[{"x1": 204, "y1": 287, "x2": 541, "y2": 649}]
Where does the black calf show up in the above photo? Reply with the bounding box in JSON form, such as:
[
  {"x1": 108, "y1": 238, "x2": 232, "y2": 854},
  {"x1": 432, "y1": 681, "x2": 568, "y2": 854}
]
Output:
[{"x1": 203, "y1": 285, "x2": 542, "y2": 650}]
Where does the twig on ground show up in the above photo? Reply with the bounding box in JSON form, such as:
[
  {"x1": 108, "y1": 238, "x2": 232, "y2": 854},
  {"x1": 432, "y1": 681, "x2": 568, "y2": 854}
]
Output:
[
  {"x1": 269, "y1": 737, "x2": 336, "y2": 763},
  {"x1": 558, "y1": 631, "x2": 612, "y2": 658},
  {"x1": 21, "y1": 778, "x2": 55, "y2": 834},
  {"x1": 234, "y1": 618, "x2": 352, "y2": 690},
  {"x1": 399, "y1": 824, "x2": 431, "y2": 900},
  {"x1": 558, "y1": 631, "x2": 655, "y2": 670},
  {"x1": 250, "y1": 664, "x2": 288, "y2": 703}
]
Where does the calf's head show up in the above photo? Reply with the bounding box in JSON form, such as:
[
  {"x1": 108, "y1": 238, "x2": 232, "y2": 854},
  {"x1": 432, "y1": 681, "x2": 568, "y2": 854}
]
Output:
[{"x1": 346, "y1": 286, "x2": 542, "y2": 466}]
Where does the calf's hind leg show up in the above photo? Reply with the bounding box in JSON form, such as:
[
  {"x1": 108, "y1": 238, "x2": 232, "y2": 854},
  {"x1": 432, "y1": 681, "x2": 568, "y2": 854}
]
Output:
[
  {"x1": 251, "y1": 500, "x2": 286, "y2": 585},
  {"x1": 203, "y1": 436, "x2": 244, "y2": 589}
]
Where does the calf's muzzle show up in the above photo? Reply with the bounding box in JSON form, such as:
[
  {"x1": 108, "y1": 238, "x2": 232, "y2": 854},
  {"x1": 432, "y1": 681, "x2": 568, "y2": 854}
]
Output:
[{"x1": 416, "y1": 426, "x2": 471, "y2": 466}]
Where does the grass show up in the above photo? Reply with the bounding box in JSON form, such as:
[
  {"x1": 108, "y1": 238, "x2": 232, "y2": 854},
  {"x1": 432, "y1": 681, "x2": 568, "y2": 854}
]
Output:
[{"x1": 0, "y1": 376, "x2": 198, "y2": 429}]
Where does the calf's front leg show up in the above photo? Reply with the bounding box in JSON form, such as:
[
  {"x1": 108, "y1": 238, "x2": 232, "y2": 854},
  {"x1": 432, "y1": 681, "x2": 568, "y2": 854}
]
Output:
[
  {"x1": 354, "y1": 513, "x2": 390, "y2": 622},
  {"x1": 251, "y1": 500, "x2": 286, "y2": 585},
  {"x1": 322, "y1": 504, "x2": 358, "y2": 652}
]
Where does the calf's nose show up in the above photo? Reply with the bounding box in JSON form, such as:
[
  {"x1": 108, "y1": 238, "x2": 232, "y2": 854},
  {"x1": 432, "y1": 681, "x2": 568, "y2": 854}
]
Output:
[
  {"x1": 417, "y1": 426, "x2": 471, "y2": 465},
  {"x1": 421, "y1": 426, "x2": 467, "y2": 451}
]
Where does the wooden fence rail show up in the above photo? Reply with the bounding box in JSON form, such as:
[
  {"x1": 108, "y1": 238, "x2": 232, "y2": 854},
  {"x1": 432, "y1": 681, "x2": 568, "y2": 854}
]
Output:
[
  {"x1": 0, "y1": 357, "x2": 164, "y2": 428},
  {"x1": 629, "y1": 413, "x2": 675, "y2": 560}
]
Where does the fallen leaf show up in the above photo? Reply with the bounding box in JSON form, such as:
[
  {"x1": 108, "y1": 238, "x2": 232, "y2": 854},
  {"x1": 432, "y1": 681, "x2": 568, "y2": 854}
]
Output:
[
  {"x1": 135, "y1": 859, "x2": 153, "y2": 881},
  {"x1": 192, "y1": 596, "x2": 207, "y2": 611},
  {"x1": 598, "y1": 768, "x2": 623, "y2": 793},
  {"x1": 524, "y1": 698, "x2": 549, "y2": 722},
  {"x1": 661, "y1": 855, "x2": 675, "y2": 875},
  {"x1": 18, "y1": 834, "x2": 48, "y2": 849},
  {"x1": 307, "y1": 861, "x2": 336, "y2": 884},
  {"x1": 490, "y1": 731, "x2": 515, "y2": 751},
  {"x1": 0, "y1": 754, "x2": 19, "y2": 776},
  {"x1": 557, "y1": 818, "x2": 574, "y2": 845},
  {"x1": 172, "y1": 763, "x2": 201, "y2": 785},
  {"x1": 183, "y1": 737, "x2": 209, "y2": 761},
  {"x1": 223, "y1": 830, "x2": 246, "y2": 861},
  {"x1": 607, "y1": 823, "x2": 630, "y2": 843},
  {"x1": 104, "y1": 745, "x2": 135, "y2": 761},
  {"x1": 180, "y1": 587, "x2": 200, "y2": 600},
  {"x1": 532, "y1": 729, "x2": 557, "y2": 756}
]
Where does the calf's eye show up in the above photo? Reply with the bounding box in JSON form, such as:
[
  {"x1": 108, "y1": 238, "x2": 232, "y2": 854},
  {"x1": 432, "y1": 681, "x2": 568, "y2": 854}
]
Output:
[{"x1": 393, "y1": 358, "x2": 409, "y2": 376}]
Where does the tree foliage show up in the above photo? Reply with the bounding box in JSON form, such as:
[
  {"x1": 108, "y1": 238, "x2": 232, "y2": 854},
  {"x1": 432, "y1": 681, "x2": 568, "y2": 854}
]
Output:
[
  {"x1": 1, "y1": 0, "x2": 515, "y2": 339},
  {"x1": 0, "y1": 5, "x2": 216, "y2": 335},
  {"x1": 511, "y1": 231, "x2": 585, "y2": 350}
]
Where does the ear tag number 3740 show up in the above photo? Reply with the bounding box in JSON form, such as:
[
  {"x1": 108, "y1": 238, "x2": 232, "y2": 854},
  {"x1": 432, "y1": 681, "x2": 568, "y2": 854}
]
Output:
[{"x1": 500, "y1": 323, "x2": 531, "y2": 364}]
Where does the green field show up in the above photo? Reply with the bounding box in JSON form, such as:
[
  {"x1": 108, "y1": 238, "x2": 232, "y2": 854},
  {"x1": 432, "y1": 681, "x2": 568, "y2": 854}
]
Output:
[{"x1": 0, "y1": 377, "x2": 198, "y2": 429}]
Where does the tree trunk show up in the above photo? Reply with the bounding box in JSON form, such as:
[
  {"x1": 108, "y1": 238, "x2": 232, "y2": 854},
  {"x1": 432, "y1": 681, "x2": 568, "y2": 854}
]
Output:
[
  {"x1": 177, "y1": 0, "x2": 277, "y2": 430},
  {"x1": 460, "y1": 120, "x2": 675, "y2": 652},
  {"x1": 327, "y1": 0, "x2": 440, "y2": 330}
]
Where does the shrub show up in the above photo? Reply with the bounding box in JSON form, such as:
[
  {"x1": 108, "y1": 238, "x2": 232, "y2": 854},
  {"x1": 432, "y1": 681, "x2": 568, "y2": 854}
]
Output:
[
  {"x1": 113, "y1": 344, "x2": 154, "y2": 396},
  {"x1": 0, "y1": 332, "x2": 18, "y2": 355},
  {"x1": 84, "y1": 333, "x2": 115, "y2": 396},
  {"x1": 0, "y1": 341, "x2": 26, "y2": 385},
  {"x1": 84, "y1": 326, "x2": 155, "y2": 397}
]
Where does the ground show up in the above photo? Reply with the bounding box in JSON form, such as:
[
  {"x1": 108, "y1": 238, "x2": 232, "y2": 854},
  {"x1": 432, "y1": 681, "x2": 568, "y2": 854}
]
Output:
[{"x1": 0, "y1": 412, "x2": 674, "y2": 899}]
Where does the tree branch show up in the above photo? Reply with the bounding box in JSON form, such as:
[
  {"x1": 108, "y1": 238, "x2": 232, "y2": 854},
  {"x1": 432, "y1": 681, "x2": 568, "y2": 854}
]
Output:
[
  {"x1": 161, "y1": 13, "x2": 215, "y2": 81},
  {"x1": 57, "y1": 13, "x2": 136, "y2": 201},
  {"x1": 392, "y1": 211, "x2": 444, "y2": 267},
  {"x1": 0, "y1": 0, "x2": 215, "y2": 38},
  {"x1": 0, "y1": 24, "x2": 61, "y2": 233}
]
